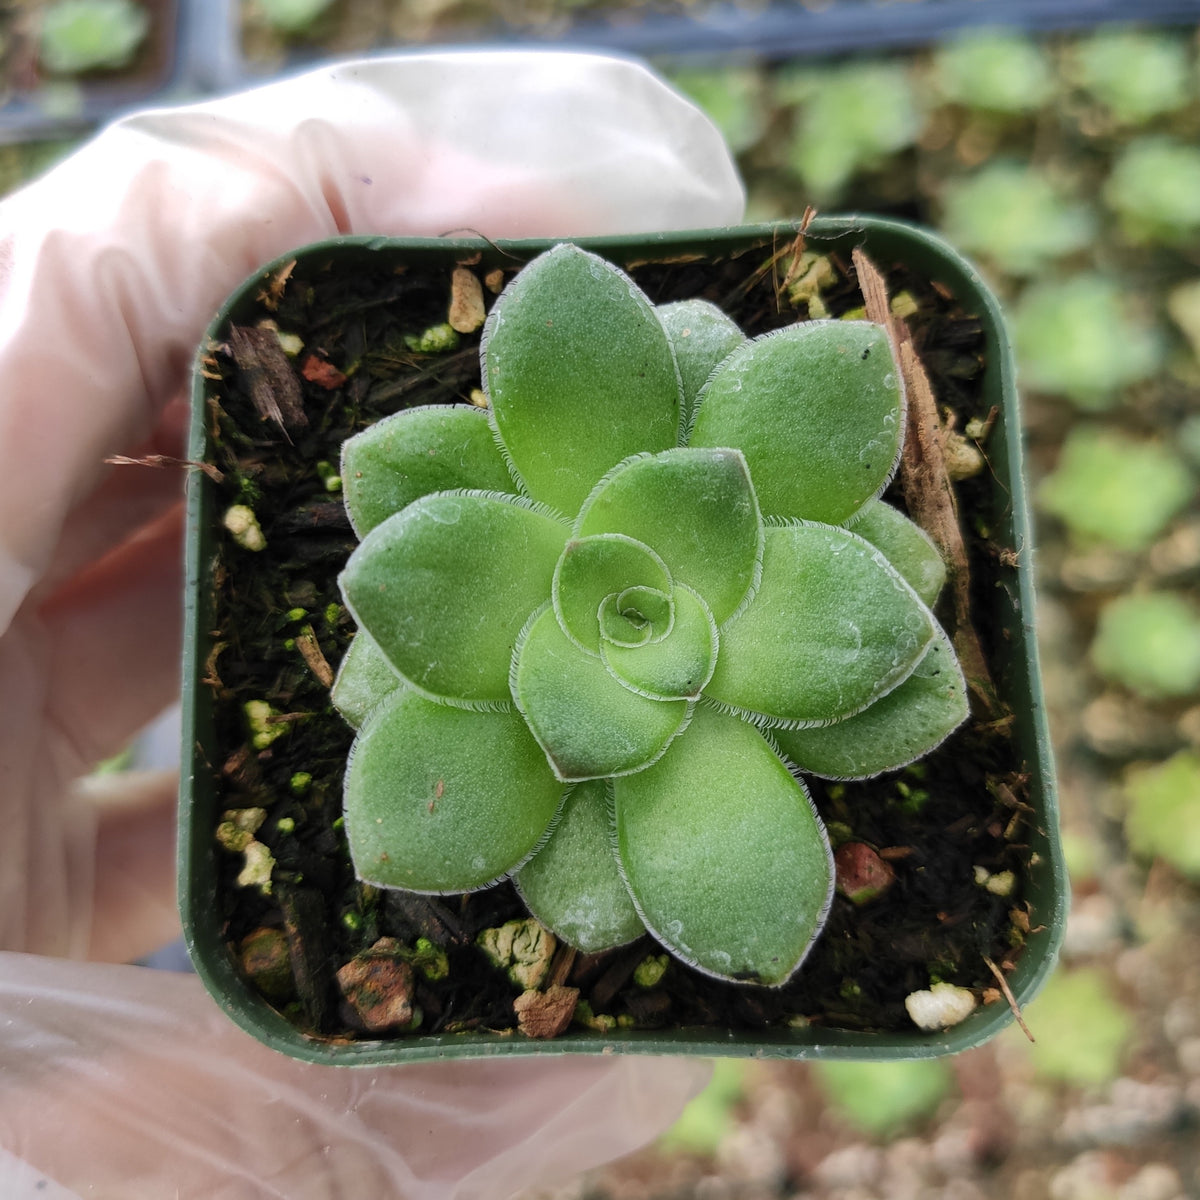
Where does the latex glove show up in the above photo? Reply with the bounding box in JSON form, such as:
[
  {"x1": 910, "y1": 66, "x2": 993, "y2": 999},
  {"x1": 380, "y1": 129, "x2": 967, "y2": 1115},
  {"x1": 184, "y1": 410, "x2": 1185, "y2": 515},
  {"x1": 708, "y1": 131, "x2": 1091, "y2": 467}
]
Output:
[{"x1": 0, "y1": 50, "x2": 743, "y2": 1199}]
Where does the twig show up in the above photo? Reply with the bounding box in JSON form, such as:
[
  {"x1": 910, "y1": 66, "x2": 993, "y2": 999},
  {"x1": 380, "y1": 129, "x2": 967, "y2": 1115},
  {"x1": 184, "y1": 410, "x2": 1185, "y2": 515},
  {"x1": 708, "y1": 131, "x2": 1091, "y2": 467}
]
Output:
[
  {"x1": 105, "y1": 454, "x2": 224, "y2": 484},
  {"x1": 852, "y1": 247, "x2": 998, "y2": 716},
  {"x1": 983, "y1": 954, "x2": 1034, "y2": 1043}
]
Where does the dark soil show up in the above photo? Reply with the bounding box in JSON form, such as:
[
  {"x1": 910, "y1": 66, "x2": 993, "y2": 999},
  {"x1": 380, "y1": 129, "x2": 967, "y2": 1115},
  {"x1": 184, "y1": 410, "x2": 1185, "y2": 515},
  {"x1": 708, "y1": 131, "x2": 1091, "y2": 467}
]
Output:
[{"x1": 196, "y1": 232, "x2": 1033, "y2": 1043}]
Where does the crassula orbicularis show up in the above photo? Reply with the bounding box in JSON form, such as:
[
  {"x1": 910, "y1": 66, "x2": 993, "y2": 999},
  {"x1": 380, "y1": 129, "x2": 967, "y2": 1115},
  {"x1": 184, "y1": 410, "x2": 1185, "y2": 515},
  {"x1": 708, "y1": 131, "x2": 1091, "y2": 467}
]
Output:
[{"x1": 332, "y1": 245, "x2": 968, "y2": 987}]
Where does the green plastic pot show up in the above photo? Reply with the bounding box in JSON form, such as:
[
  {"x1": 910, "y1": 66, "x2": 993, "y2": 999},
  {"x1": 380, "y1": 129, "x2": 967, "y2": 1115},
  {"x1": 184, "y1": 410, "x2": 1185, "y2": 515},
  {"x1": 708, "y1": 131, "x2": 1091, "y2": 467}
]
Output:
[{"x1": 180, "y1": 216, "x2": 1066, "y2": 1065}]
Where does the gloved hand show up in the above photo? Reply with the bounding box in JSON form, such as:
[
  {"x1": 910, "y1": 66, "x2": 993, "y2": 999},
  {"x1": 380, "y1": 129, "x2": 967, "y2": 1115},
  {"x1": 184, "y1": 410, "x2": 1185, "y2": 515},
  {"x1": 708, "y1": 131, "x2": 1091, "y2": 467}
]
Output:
[{"x1": 0, "y1": 50, "x2": 744, "y2": 1199}]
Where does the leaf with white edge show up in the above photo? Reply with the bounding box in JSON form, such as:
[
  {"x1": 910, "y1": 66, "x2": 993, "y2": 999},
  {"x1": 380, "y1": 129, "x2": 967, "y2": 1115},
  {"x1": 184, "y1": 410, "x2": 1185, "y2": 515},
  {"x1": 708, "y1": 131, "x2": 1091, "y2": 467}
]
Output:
[
  {"x1": 691, "y1": 321, "x2": 903, "y2": 524},
  {"x1": 513, "y1": 604, "x2": 689, "y2": 781},
  {"x1": 514, "y1": 779, "x2": 646, "y2": 952},
  {"x1": 614, "y1": 704, "x2": 833, "y2": 985},
  {"x1": 773, "y1": 623, "x2": 968, "y2": 778},
  {"x1": 602, "y1": 584, "x2": 718, "y2": 700},
  {"x1": 342, "y1": 404, "x2": 515, "y2": 536},
  {"x1": 847, "y1": 499, "x2": 946, "y2": 607},
  {"x1": 340, "y1": 491, "x2": 567, "y2": 704},
  {"x1": 599, "y1": 586, "x2": 672, "y2": 647},
  {"x1": 553, "y1": 533, "x2": 672, "y2": 654},
  {"x1": 345, "y1": 690, "x2": 564, "y2": 892},
  {"x1": 330, "y1": 630, "x2": 403, "y2": 729},
  {"x1": 576, "y1": 448, "x2": 762, "y2": 624},
  {"x1": 484, "y1": 244, "x2": 680, "y2": 515},
  {"x1": 659, "y1": 299, "x2": 746, "y2": 435},
  {"x1": 705, "y1": 523, "x2": 935, "y2": 725}
]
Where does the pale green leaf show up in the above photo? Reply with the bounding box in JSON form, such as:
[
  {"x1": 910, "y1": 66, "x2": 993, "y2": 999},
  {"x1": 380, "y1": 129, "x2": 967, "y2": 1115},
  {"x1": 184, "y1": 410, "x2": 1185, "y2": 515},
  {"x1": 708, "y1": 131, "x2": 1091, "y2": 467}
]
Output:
[
  {"x1": 690, "y1": 321, "x2": 903, "y2": 524},
  {"x1": 484, "y1": 244, "x2": 680, "y2": 515},
  {"x1": 575, "y1": 447, "x2": 762, "y2": 624},
  {"x1": 513, "y1": 604, "x2": 689, "y2": 781},
  {"x1": 341, "y1": 404, "x2": 515, "y2": 536},
  {"x1": 514, "y1": 779, "x2": 646, "y2": 952},
  {"x1": 847, "y1": 499, "x2": 946, "y2": 607},
  {"x1": 705, "y1": 523, "x2": 935, "y2": 725},
  {"x1": 330, "y1": 629, "x2": 404, "y2": 729},
  {"x1": 344, "y1": 690, "x2": 563, "y2": 892},
  {"x1": 553, "y1": 533, "x2": 671, "y2": 654},
  {"x1": 340, "y1": 491, "x2": 568, "y2": 704},
  {"x1": 614, "y1": 704, "x2": 833, "y2": 985},
  {"x1": 658, "y1": 300, "x2": 746, "y2": 434},
  {"x1": 598, "y1": 586, "x2": 672, "y2": 647},
  {"x1": 772, "y1": 623, "x2": 967, "y2": 778},
  {"x1": 602, "y1": 584, "x2": 718, "y2": 700}
]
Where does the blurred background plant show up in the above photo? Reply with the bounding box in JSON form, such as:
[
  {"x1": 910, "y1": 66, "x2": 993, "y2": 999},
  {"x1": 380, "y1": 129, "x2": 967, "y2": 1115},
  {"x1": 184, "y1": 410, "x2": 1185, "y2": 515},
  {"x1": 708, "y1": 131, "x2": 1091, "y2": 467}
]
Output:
[{"x1": 5, "y1": 5, "x2": 1200, "y2": 1197}]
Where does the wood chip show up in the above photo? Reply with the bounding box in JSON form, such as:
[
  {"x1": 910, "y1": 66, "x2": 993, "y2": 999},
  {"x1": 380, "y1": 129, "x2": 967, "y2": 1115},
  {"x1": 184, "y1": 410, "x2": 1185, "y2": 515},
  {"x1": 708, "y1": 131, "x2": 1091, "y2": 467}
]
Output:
[
  {"x1": 449, "y1": 267, "x2": 487, "y2": 332},
  {"x1": 229, "y1": 325, "x2": 307, "y2": 436},
  {"x1": 294, "y1": 625, "x2": 335, "y2": 688},
  {"x1": 300, "y1": 354, "x2": 348, "y2": 390},
  {"x1": 514, "y1": 985, "x2": 579, "y2": 1039},
  {"x1": 983, "y1": 954, "x2": 1034, "y2": 1043},
  {"x1": 852, "y1": 248, "x2": 998, "y2": 716}
]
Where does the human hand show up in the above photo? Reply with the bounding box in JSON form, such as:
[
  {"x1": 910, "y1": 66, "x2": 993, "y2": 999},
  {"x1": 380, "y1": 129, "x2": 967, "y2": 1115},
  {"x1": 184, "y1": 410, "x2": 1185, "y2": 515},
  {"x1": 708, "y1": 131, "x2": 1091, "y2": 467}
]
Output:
[{"x1": 0, "y1": 51, "x2": 743, "y2": 1198}]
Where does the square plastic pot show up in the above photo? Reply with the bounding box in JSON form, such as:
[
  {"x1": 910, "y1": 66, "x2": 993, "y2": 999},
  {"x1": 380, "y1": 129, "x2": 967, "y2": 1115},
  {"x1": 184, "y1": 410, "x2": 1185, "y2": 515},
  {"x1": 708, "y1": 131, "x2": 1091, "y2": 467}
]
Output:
[{"x1": 180, "y1": 215, "x2": 1067, "y2": 1065}]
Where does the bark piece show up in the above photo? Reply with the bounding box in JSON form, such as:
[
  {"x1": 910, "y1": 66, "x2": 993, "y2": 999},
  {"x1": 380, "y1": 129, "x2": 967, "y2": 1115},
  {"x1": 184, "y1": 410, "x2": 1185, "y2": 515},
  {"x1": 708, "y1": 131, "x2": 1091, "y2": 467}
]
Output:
[
  {"x1": 514, "y1": 985, "x2": 579, "y2": 1039},
  {"x1": 229, "y1": 325, "x2": 308, "y2": 434}
]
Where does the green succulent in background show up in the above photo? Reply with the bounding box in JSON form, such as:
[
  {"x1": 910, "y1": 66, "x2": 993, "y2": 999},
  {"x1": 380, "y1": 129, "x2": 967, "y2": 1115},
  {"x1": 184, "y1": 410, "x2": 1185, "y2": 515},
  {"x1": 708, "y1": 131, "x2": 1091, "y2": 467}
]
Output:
[
  {"x1": 932, "y1": 28, "x2": 1054, "y2": 114},
  {"x1": 1105, "y1": 137, "x2": 1200, "y2": 246},
  {"x1": 1070, "y1": 28, "x2": 1194, "y2": 125},
  {"x1": 38, "y1": 0, "x2": 149, "y2": 74},
  {"x1": 667, "y1": 66, "x2": 768, "y2": 155},
  {"x1": 1013, "y1": 274, "x2": 1162, "y2": 410},
  {"x1": 1092, "y1": 592, "x2": 1200, "y2": 701},
  {"x1": 332, "y1": 245, "x2": 968, "y2": 987},
  {"x1": 939, "y1": 162, "x2": 1095, "y2": 277},
  {"x1": 1010, "y1": 967, "x2": 1132, "y2": 1087},
  {"x1": 1124, "y1": 751, "x2": 1200, "y2": 877},
  {"x1": 777, "y1": 61, "x2": 922, "y2": 202},
  {"x1": 1037, "y1": 425, "x2": 1195, "y2": 551},
  {"x1": 814, "y1": 1059, "x2": 953, "y2": 1136},
  {"x1": 254, "y1": 0, "x2": 336, "y2": 35}
]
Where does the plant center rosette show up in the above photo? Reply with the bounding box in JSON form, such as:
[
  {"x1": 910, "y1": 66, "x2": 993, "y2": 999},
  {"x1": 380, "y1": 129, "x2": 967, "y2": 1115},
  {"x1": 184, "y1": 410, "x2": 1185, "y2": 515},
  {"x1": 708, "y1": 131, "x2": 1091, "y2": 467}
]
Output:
[{"x1": 333, "y1": 245, "x2": 969, "y2": 987}]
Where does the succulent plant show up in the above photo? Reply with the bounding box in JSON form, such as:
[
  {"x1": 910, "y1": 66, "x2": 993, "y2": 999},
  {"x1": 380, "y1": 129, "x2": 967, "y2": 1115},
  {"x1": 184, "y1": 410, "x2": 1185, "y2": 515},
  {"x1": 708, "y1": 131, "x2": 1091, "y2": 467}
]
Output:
[
  {"x1": 777, "y1": 62, "x2": 923, "y2": 202},
  {"x1": 939, "y1": 162, "x2": 1095, "y2": 277},
  {"x1": 255, "y1": 0, "x2": 336, "y2": 35},
  {"x1": 38, "y1": 0, "x2": 149, "y2": 74},
  {"x1": 1037, "y1": 425, "x2": 1195, "y2": 551},
  {"x1": 932, "y1": 29, "x2": 1054, "y2": 115},
  {"x1": 1092, "y1": 592, "x2": 1200, "y2": 700},
  {"x1": 1013, "y1": 274, "x2": 1162, "y2": 410},
  {"x1": 1070, "y1": 29, "x2": 1194, "y2": 125},
  {"x1": 333, "y1": 245, "x2": 967, "y2": 987},
  {"x1": 1104, "y1": 137, "x2": 1200, "y2": 246}
]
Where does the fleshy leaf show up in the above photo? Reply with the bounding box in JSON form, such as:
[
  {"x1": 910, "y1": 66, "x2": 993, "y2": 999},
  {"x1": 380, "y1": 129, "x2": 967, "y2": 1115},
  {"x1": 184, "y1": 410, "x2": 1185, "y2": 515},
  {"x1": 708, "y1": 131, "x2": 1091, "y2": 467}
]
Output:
[
  {"x1": 513, "y1": 604, "x2": 689, "y2": 781},
  {"x1": 847, "y1": 499, "x2": 947, "y2": 607},
  {"x1": 705, "y1": 523, "x2": 935, "y2": 725},
  {"x1": 602, "y1": 584, "x2": 718, "y2": 700},
  {"x1": 340, "y1": 491, "x2": 568, "y2": 704},
  {"x1": 690, "y1": 321, "x2": 903, "y2": 524},
  {"x1": 772, "y1": 623, "x2": 968, "y2": 778},
  {"x1": 575, "y1": 448, "x2": 762, "y2": 624},
  {"x1": 344, "y1": 690, "x2": 563, "y2": 892},
  {"x1": 330, "y1": 629, "x2": 403, "y2": 729},
  {"x1": 553, "y1": 533, "x2": 672, "y2": 654},
  {"x1": 342, "y1": 404, "x2": 515, "y2": 536},
  {"x1": 658, "y1": 299, "x2": 747, "y2": 435},
  {"x1": 614, "y1": 704, "x2": 833, "y2": 985},
  {"x1": 483, "y1": 244, "x2": 680, "y2": 515},
  {"x1": 514, "y1": 779, "x2": 646, "y2": 952}
]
